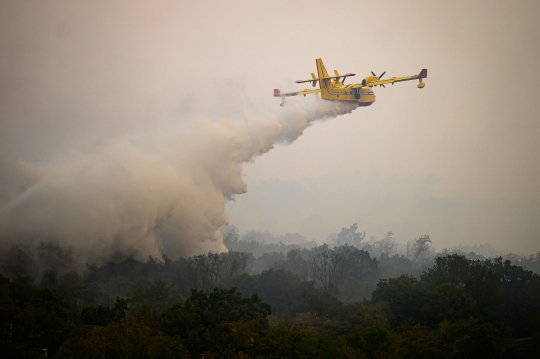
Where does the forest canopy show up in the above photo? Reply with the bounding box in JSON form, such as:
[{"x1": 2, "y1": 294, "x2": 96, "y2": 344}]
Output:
[{"x1": 1, "y1": 225, "x2": 539, "y2": 358}]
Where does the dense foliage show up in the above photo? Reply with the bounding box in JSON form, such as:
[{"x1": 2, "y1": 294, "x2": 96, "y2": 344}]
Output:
[{"x1": 1, "y1": 231, "x2": 540, "y2": 358}]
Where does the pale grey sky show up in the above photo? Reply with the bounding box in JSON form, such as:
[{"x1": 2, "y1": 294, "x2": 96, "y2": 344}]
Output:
[{"x1": 1, "y1": 1, "x2": 540, "y2": 254}]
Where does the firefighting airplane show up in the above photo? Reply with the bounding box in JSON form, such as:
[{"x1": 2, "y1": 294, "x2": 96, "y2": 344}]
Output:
[{"x1": 273, "y1": 58, "x2": 427, "y2": 107}]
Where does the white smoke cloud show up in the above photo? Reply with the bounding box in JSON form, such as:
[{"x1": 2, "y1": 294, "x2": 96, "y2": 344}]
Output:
[{"x1": 0, "y1": 96, "x2": 357, "y2": 266}]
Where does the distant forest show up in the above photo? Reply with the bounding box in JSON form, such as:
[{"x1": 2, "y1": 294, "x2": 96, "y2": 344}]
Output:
[{"x1": 1, "y1": 224, "x2": 539, "y2": 358}]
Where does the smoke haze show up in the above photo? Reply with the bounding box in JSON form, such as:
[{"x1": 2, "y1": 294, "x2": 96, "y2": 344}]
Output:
[
  {"x1": 0, "y1": 95, "x2": 357, "y2": 264},
  {"x1": 1, "y1": 0, "x2": 539, "y2": 260}
]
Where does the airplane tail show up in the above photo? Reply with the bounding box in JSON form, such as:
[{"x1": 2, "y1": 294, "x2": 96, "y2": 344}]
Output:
[{"x1": 316, "y1": 58, "x2": 334, "y2": 99}]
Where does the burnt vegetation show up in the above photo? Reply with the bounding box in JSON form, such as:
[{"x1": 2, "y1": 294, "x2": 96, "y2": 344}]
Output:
[{"x1": 1, "y1": 224, "x2": 540, "y2": 358}]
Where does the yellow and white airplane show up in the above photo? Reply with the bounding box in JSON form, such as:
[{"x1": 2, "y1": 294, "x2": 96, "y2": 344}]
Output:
[{"x1": 274, "y1": 58, "x2": 427, "y2": 107}]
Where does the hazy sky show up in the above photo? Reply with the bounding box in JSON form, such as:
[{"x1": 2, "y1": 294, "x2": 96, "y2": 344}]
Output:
[{"x1": 1, "y1": 1, "x2": 540, "y2": 254}]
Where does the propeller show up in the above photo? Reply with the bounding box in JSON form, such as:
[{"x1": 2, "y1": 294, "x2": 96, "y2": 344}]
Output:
[
  {"x1": 371, "y1": 71, "x2": 387, "y2": 88},
  {"x1": 371, "y1": 71, "x2": 386, "y2": 79}
]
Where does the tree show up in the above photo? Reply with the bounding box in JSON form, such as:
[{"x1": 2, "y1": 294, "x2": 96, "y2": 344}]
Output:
[
  {"x1": 421, "y1": 254, "x2": 500, "y2": 316},
  {"x1": 130, "y1": 281, "x2": 179, "y2": 314},
  {"x1": 406, "y1": 235, "x2": 433, "y2": 265},
  {"x1": 222, "y1": 225, "x2": 240, "y2": 249},
  {"x1": 16, "y1": 288, "x2": 70, "y2": 355},
  {"x1": 161, "y1": 287, "x2": 271, "y2": 358},
  {"x1": 334, "y1": 245, "x2": 379, "y2": 284},
  {"x1": 81, "y1": 297, "x2": 129, "y2": 326},
  {"x1": 258, "y1": 323, "x2": 363, "y2": 359},
  {"x1": 355, "y1": 302, "x2": 392, "y2": 331},
  {"x1": 378, "y1": 253, "x2": 417, "y2": 278},
  {"x1": 421, "y1": 283, "x2": 478, "y2": 327},
  {"x1": 240, "y1": 269, "x2": 342, "y2": 319},
  {"x1": 193, "y1": 252, "x2": 222, "y2": 292},
  {"x1": 334, "y1": 223, "x2": 365, "y2": 247},
  {"x1": 187, "y1": 287, "x2": 271, "y2": 326},
  {"x1": 274, "y1": 249, "x2": 310, "y2": 280},
  {"x1": 7, "y1": 276, "x2": 37, "y2": 308},
  {"x1": 511, "y1": 275, "x2": 540, "y2": 337},
  {"x1": 219, "y1": 251, "x2": 252, "y2": 287},
  {"x1": 67, "y1": 306, "x2": 189, "y2": 359},
  {"x1": 358, "y1": 326, "x2": 396, "y2": 359},
  {"x1": 333, "y1": 245, "x2": 379, "y2": 302},
  {"x1": 438, "y1": 318, "x2": 501, "y2": 359},
  {"x1": 370, "y1": 232, "x2": 397, "y2": 258},
  {"x1": 503, "y1": 332, "x2": 540, "y2": 359},
  {"x1": 308, "y1": 245, "x2": 342, "y2": 292},
  {"x1": 483, "y1": 256, "x2": 536, "y2": 334},
  {"x1": 371, "y1": 275, "x2": 426, "y2": 326},
  {"x1": 396, "y1": 324, "x2": 442, "y2": 359}
]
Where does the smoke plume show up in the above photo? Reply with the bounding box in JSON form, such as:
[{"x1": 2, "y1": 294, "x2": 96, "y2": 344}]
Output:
[{"x1": 0, "y1": 96, "x2": 357, "y2": 267}]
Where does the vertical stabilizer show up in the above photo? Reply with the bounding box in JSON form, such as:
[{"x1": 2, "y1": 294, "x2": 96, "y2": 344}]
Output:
[{"x1": 316, "y1": 58, "x2": 334, "y2": 99}]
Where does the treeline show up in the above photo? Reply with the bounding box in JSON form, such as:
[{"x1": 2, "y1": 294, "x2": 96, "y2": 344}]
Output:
[
  {"x1": 85, "y1": 243, "x2": 380, "y2": 305},
  {"x1": 1, "y1": 224, "x2": 540, "y2": 358},
  {"x1": 1, "y1": 251, "x2": 540, "y2": 357},
  {"x1": 226, "y1": 224, "x2": 540, "y2": 275}
]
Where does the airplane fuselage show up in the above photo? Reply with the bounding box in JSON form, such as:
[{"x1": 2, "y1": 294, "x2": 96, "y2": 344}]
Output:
[{"x1": 319, "y1": 79, "x2": 376, "y2": 106}]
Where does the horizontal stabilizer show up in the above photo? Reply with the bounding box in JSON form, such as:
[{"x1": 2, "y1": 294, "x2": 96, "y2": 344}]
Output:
[
  {"x1": 417, "y1": 69, "x2": 428, "y2": 78},
  {"x1": 327, "y1": 73, "x2": 355, "y2": 79},
  {"x1": 296, "y1": 73, "x2": 356, "y2": 84}
]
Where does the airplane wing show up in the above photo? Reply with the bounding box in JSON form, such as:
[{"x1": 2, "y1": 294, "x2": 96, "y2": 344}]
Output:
[
  {"x1": 352, "y1": 69, "x2": 427, "y2": 88},
  {"x1": 273, "y1": 88, "x2": 321, "y2": 97}
]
